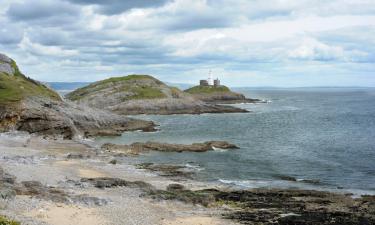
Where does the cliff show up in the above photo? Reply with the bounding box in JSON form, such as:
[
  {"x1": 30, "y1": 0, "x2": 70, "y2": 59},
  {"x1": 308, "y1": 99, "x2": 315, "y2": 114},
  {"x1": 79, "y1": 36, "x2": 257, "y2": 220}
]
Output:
[
  {"x1": 0, "y1": 53, "x2": 155, "y2": 138},
  {"x1": 185, "y1": 85, "x2": 261, "y2": 104},
  {"x1": 66, "y1": 75, "x2": 248, "y2": 115}
]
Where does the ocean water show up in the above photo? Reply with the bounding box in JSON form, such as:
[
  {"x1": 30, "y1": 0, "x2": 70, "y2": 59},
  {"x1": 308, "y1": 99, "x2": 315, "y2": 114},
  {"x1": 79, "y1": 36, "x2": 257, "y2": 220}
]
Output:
[{"x1": 96, "y1": 88, "x2": 375, "y2": 194}]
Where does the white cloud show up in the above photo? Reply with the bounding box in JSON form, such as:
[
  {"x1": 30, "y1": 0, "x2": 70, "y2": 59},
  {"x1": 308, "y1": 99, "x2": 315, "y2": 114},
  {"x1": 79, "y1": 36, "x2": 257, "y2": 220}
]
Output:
[
  {"x1": 288, "y1": 38, "x2": 368, "y2": 62},
  {"x1": 18, "y1": 37, "x2": 79, "y2": 57}
]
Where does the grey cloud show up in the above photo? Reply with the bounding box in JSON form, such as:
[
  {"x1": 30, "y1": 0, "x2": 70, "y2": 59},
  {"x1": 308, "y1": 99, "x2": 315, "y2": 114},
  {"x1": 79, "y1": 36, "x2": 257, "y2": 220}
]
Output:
[
  {"x1": 7, "y1": 0, "x2": 79, "y2": 21},
  {"x1": 65, "y1": 0, "x2": 170, "y2": 14},
  {"x1": 0, "y1": 22, "x2": 23, "y2": 45}
]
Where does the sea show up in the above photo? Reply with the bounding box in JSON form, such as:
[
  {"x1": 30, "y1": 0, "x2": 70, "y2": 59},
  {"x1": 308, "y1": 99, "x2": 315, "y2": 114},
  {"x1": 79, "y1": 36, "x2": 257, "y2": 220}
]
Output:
[{"x1": 93, "y1": 87, "x2": 375, "y2": 195}]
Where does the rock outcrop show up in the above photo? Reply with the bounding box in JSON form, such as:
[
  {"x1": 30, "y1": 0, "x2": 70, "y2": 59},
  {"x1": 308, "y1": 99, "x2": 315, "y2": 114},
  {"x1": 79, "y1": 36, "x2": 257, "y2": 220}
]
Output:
[
  {"x1": 185, "y1": 85, "x2": 262, "y2": 104},
  {"x1": 66, "y1": 75, "x2": 248, "y2": 115},
  {"x1": 0, "y1": 53, "x2": 16, "y2": 76},
  {"x1": 0, "y1": 53, "x2": 155, "y2": 138},
  {"x1": 101, "y1": 141, "x2": 239, "y2": 155},
  {"x1": 76, "y1": 174, "x2": 375, "y2": 225}
]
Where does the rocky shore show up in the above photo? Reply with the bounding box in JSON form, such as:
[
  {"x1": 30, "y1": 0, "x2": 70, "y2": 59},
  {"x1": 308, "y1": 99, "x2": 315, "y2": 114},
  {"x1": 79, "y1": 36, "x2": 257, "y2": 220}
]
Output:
[
  {"x1": 1, "y1": 134, "x2": 374, "y2": 225},
  {"x1": 1, "y1": 52, "x2": 374, "y2": 225}
]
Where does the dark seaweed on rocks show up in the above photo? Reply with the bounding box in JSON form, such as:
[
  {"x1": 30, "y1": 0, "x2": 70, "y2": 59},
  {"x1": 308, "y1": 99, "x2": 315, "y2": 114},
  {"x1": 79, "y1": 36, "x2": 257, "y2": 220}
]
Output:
[{"x1": 76, "y1": 175, "x2": 375, "y2": 224}]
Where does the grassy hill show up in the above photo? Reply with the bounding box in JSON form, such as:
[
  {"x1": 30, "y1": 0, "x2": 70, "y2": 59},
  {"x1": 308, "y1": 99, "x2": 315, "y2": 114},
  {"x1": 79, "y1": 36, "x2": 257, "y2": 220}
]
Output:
[
  {"x1": 66, "y1": 75, "x2": 171, "y2": 101},
  {"x1": 184, "y1": 85, "x2": 231, "y2": 94},
  {"x1": 0, "y1": 59, "x2": 60, "y2": 104}
]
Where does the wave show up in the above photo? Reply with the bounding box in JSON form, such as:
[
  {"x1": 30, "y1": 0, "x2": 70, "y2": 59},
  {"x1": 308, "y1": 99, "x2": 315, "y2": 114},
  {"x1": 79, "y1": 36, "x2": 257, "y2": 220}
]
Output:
[
  {"x1": 185, "y1": 163, "x2": 205, "y2": 171},
  {"x1": 218, "y1": 179, "x2": 375, "y2": 197},
  {"x1": 212, "y1": 146, "x2": 228, "y2": 152}
]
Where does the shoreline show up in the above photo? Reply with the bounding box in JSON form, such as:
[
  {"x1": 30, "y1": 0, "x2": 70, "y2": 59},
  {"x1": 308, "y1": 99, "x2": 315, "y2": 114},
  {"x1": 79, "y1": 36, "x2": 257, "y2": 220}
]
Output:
[{"x1": 1, "y1": 132, "x2": 374, "y2": 224}]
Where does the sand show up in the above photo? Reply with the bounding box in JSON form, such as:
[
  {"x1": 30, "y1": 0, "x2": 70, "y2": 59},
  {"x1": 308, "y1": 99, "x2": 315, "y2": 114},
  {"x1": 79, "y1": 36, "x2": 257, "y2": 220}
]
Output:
[{"x1": 0, "y1": 133, "x2": 237, "y2": 225}]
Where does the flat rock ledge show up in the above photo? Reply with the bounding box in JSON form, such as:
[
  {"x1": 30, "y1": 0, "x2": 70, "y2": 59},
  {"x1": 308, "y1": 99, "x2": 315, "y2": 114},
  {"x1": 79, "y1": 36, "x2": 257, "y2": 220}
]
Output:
[
  {"x1": 0, "y1": 166, "x2": 106, "y2": 206},
  {"x1": 0, "y1": 97, "x2": 157, "y2": 139},
  {"x1": 77, "y1": 177, "x2": 375, "y2": 225},
  {"x1": 101, "y1": 141, "x2": 239, "y2": 155}
]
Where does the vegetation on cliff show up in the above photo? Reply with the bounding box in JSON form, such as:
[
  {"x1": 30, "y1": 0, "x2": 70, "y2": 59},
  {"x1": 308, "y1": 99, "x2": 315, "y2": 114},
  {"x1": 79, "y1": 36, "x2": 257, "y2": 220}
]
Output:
[
  {"x1": 184, "y1": 85, "x2": 231, "y2": 94},
  {"x1": 0, "y1": 57, "x2": 60, "y2": 104},
  {"x1": 0, "y1": 72, "x2": 61, "y2": 104},
  {"x1": 66, "y1": 75, "x2": 168, "y2": 101},
  {"x1": 0, "y1": 216, "x2": 20, "y2": 225}
]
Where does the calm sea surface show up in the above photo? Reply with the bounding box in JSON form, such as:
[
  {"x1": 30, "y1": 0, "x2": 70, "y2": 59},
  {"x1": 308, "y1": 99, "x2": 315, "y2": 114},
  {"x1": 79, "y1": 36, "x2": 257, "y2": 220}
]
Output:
[{"x1": 96, "y1": 88, "x2": 375, "y2": 194}]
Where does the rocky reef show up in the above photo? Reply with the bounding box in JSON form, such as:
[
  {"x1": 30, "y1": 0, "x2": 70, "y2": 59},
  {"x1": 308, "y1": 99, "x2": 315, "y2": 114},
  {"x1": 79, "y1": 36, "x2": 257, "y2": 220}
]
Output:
[
  {"x1": 0, "y1": 53, "x2": 155, "y2": 138},
  {"x1": 101, "y1": 141, "x2": 239, "y2": 155},
  {"x1": 66, "y1": 75, "x2": 248, "y2": 115},
  {"x1": 185, "y1": 85, "x2": 262, "y2": 104},
  {"x1": 76, "y1": 175, "x2": 375, "y2": 225}
]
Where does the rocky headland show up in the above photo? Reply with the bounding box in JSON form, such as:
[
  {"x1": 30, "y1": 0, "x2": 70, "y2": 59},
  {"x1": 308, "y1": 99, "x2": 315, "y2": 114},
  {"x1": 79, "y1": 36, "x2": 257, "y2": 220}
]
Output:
[
  {"x1": 0, "y1": 53, "x2": 155, "y2": 139},
  {"x1": 185, "y1": 85, "x2": 262, "y2": 104},
  {"x1": 66, "y1": 75, "x2": 248, "y2": 115}
]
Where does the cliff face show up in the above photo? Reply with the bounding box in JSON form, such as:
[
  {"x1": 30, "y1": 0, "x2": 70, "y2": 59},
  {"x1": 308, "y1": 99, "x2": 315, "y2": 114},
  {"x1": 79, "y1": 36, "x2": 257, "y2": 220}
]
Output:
[
  {"x1": 185, "y1": 85, "x2": 260, "y2": 104},
  {"x1": 0, "y1": 54, "x2": 154, "y2": 138},
  {"x1": 66, "y1": 75, "x2": 248, "y2": 115}
]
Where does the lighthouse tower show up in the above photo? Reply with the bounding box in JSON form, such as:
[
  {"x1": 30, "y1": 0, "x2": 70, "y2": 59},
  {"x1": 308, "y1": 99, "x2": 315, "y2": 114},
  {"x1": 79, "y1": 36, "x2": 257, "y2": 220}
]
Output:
[{"x1": 207, "y1": 70, "x2": 214, "y2": 86}]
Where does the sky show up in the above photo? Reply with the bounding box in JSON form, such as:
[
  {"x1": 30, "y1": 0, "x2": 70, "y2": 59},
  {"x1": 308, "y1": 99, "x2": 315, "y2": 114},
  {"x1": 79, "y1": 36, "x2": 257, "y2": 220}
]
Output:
[{"x1": 0, "y1": 0, "x2": 375, "y2": 87}]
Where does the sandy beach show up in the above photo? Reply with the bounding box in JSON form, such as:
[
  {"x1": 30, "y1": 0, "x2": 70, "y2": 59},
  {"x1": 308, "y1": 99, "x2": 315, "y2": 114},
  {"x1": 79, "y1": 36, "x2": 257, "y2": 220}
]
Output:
[{"x1": 0, "y1": 132, "x2": 237, "y2": 225}]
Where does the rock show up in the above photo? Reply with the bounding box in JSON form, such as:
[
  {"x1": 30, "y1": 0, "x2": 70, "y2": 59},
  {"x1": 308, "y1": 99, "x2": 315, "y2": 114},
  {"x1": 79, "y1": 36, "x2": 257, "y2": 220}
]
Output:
[
  {"x1": 0, "y1": 167, "x2": 17, "y2": 200},
  {"x1": 147, "y1": 187, "x2": 375, "y2": 224},
  {"x1": 166, "y1": 184, "x2": 185, "y2": 191},
  {"x1": 68, "y1": 173, "x2": 375, "y2": 224},
  {"x1": 0, "y1": 188, "x2": 16, "y2": 200},
  {"x1": 109, "y1": 159, "x2": 117, "y2": 165},
  {"x1": 66, "y1": 75, "x2": 249, "y2": 115},
  {"x1": 0, "y1": 53, "x2": 14, "y2": 76},
  {"x1": 136, "y1": 163, "x2": 194, "y2": 179},
  {"x1": 66, "y1": 153, "x2": 90, "y2": 159},
  {"x1": 13, "y1": 97, "x2": 157, "y2": 139},
  {"x1": 72, "y1": 195, "x2": 108, "y2": 206},
  {"x1": 80, "y1": 177, "x2": 155, "y2": 192},
  {"x1": 102, "y1": 141, "x2": 239, "y2": 154},
  {"x1": 0, "y1": 63, "x2": 14, "y2": 76},
  {"x1": 0, "y1": 166, "x2": 106, "y2": 205}
]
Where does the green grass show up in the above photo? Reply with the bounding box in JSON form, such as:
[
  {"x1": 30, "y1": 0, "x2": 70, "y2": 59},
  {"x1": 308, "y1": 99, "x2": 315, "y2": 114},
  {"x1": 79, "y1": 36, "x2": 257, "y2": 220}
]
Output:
[
  {"x1": 0, "y1": 216, "x2": 20, "y2": 225},
  {"x1": 0, "y1": 72, "x2": 61, "y2": 104},
  {"x1": 185, "y1": 85, "x2": 230, "y2": 94},
  {"x1": 124, "y1": 86, "x2": 166, "y2": 100},
  {"x1": 67, "y1": 74, "x2": 167, "y2": 101},
  {"x1": 10, "y1": 60, "x2": 22, "y2": 77}
]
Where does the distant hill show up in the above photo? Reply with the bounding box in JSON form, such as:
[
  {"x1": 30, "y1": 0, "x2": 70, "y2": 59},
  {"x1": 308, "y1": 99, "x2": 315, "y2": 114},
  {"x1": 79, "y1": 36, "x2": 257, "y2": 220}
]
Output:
[
  {"x1": 47, "y1": 82, "x2": 91, "y2": 92},
  {"x1": 66, "y1": 74, "x2": 247, "y2": 115}
]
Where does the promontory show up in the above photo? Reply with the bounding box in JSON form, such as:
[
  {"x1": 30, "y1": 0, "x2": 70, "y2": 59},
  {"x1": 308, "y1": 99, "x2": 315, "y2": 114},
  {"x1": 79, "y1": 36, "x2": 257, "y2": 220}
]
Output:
[
  {"x1": 0, "y1": 53, "x2": 155, "y2": 139},
  {"x1": 66, "y1": 75, "x2": 249, "y2": 115}
]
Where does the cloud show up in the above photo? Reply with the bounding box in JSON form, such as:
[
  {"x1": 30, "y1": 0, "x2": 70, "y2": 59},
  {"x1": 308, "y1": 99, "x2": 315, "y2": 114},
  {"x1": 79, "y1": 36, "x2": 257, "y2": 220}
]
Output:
[
  {"x1": 0, "y1": 22, "x2": 23, "y2": 45},
  {"x1": 19, "y1": 36, "x2": 79, "y2": 57},
  {"x1": 7, "y1": 0, "x2": 79, "y2": 21},
  {"x1": 1, "y1": 0, "x2": 375, "y2": 86},
  {"x1": 65, "y1": 0, "x2": 170, "y2": 15},
  {"x1": 288, "y1": 38, "x2": 369, "y2": 62}
]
